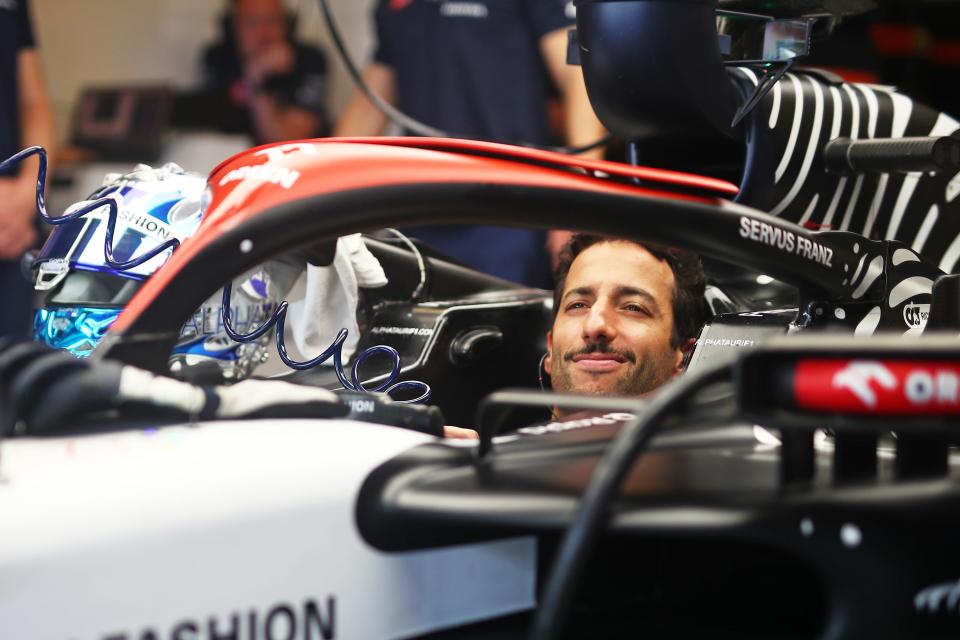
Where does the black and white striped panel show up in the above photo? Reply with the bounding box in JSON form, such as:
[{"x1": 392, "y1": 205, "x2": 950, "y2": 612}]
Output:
[{"x1": 734, "y1": 68, "x2": 960, "y2": 274}]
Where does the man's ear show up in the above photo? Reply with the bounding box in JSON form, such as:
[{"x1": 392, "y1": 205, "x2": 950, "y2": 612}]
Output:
[
  {"x1": 544, "y1": 331, "x2": 554, "y2": 375},
  {"x1": 673, "y1": 337, "x2": 697, "y2": 374}
]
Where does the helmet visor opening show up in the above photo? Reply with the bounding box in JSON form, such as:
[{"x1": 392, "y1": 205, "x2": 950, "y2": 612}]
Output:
[{"x1": 45, "y1": 270, "x2": 143, "y2": 307}]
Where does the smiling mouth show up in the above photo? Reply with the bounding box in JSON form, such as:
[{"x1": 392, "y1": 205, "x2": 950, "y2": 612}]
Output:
[
  {"x1": 571, "y1": 352, "x2": 630, "y2": 373},
  {"x1": 572, "y1": 353, "x2": 628, "y2": 363}
]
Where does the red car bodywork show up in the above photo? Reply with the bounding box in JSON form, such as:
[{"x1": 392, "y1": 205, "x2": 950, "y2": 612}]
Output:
[{"x1": 113, "y1": 137, "x2": 738, "y2": 332}]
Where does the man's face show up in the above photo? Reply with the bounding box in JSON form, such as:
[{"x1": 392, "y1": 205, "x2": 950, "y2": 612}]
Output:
[
  {"x1": 545, "y1": 241, "x2": 684, "y2": 403},
  {"x1": 233, "y1": 0, "x2": 289, "y2": 59}
]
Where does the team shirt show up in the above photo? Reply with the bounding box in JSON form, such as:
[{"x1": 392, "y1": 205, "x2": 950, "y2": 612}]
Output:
[{"x1": 373, "y1": 0, "x2": 576, "y2": 286}]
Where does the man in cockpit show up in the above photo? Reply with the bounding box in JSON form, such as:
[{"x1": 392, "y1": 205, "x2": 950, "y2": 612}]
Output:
[
  {"x1": 444, "y1": 234, "x2": 707, "y2": 437},
  {"x1": 543, "y1": 234, "x2": 707, "y2": 417}
]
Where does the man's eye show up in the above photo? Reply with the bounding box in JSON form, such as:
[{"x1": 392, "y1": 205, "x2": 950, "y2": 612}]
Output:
[
  {"x1": 565, "y1": 301, "x2": 588, "y2": 312},
  {"x1": 624, "y1": 303, "x2": 650, "y2": 315}
]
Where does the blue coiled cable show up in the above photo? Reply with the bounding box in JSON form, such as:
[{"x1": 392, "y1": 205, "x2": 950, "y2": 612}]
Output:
[
  {"x1": 221, "y1": 283, "x2": 430, "y2": 403},
  {"x1": 0, "y1": 146, "x2": 180, "y2": 271},
  {"x1": 2, "y1": 146, "x2": 432, "y2": 404}
]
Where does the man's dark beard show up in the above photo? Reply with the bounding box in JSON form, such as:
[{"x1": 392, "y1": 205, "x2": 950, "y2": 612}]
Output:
[{"x1": 551, "y1": 340, "x2": 672, "y2": 412}]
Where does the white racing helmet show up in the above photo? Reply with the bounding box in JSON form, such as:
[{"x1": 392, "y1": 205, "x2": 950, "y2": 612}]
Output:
[{"x1": 32, "y1": 163, "x2": 281, "y2": 381}]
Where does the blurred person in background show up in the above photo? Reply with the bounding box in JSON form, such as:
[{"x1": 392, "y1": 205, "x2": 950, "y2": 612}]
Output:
[
  {"x1": 334, "y1": 0, "x2": 605, "y2": 287},
  {"x1": 0, "y1": 0, "x2": 55, "y2": 342},
  {"x1": 200, "y1": 0, "x2": 329, "y2": 144}
]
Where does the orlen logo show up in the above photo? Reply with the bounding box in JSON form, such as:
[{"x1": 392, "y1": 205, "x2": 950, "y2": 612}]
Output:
[
  {"x1": 903, "y1": 303, "x2": 930, "y2": 329},
  {"x1": 831, "y1": 361, "x2": 896, "y2": 407},
  {"x1": 794, "y1": 359, "x2": 960, "y2": 415},
  {"x1": 218, "y1": 143, "x2": 317, "y2": 190}
]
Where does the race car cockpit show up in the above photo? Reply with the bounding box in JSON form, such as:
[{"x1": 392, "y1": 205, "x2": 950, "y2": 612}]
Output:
[{"x1": 3, "y1": 0, "x2": 960, "y2": 638}]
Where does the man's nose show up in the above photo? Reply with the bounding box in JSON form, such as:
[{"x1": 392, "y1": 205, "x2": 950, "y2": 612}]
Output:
[{"x1": 582, "y1": 303, "x2": 617, "y2": 342}]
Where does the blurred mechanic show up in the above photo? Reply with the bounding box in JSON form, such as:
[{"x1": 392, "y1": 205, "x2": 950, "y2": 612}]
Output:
[
  {"x1": 443, "y1": 234, "x2": 707, "y2": 437},
  {"x1": 201, "y1": 0, "x2": 328, "y2": 144},
  {"x1": 0, "y1": 0, "x2": 55, "y2": 342},
  {"x1": 334, "y1": 0, "x2": 605, "y2": 287},
  {"x1": 544, "y1": 235, "x2": 707, "y2": 416}
]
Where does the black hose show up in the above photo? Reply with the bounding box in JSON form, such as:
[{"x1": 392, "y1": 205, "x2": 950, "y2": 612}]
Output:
[
  {"x1": 313, "y1": 0, "x2": 610, "y2": 155},
  {"x1": 528, "y1": 358, "x2": 734, "y2": 640}
]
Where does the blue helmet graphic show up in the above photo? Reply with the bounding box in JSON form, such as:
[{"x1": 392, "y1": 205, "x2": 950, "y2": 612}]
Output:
[{"x1": 33, "y1": 163, "x2": 278, "y2": 380}]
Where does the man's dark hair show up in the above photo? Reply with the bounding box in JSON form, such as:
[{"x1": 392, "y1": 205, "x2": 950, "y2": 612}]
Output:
[{"x1": 552, "y1": 234, "x2": 708, "y2": 349}]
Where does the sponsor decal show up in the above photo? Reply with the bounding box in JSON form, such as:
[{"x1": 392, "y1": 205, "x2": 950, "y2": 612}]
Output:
[
  {"x1": 183, "y1": 304, "x2": 273, "y2": 338},
  {"x1": 903, "y1": 303, "x2": 930, "y2": 330},
  {"x1": 101, "y1": 597, "x2": 334, "y2": 640},
  {"x1": 370, "y1": 326, "x2": 434, "y2": 338},
  {"x1": 219, "y1": 144, "x2": 318, "y2": 190},
  {"x1": 348, "y1": 399, "x2": 376, "y2": 414},
  {"x1": 832, "y1": 361, "x2": 897, "y2": 407},
  {"x1": 702, "y1": 338, "x2": 756, "y2": 348},
  {"x1": 738, "y1": 216, "x2": 833, "y2": 267},
  {"x1": 519, "y1": 412, "x2": 636, "y2": 436},
  {"x1": 440, "y1": 1, "x2": 488, "y2": 18},
  {"x1": 253, "y1": 144, "x2": 318, "y2": 165},
  {"x1": 794, "y1": 359, "x2": 960, "y2": 415},
  {"x1": 87, "y1": 205, "x2": 175, "y2": 242},
  {"x1": 295, "y1": 76, "x2": 327, "y2": 108},
  {"x1": 219, "y1": 164, "x2": 301, "y2": 190},
  {"x1": 117, "y1": 210, "x2": 174, "y2": 241}
]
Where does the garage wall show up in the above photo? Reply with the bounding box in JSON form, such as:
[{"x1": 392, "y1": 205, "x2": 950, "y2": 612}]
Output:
[{"x1": 30, "y1": 0, "x2": 376, "y2": 143}]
